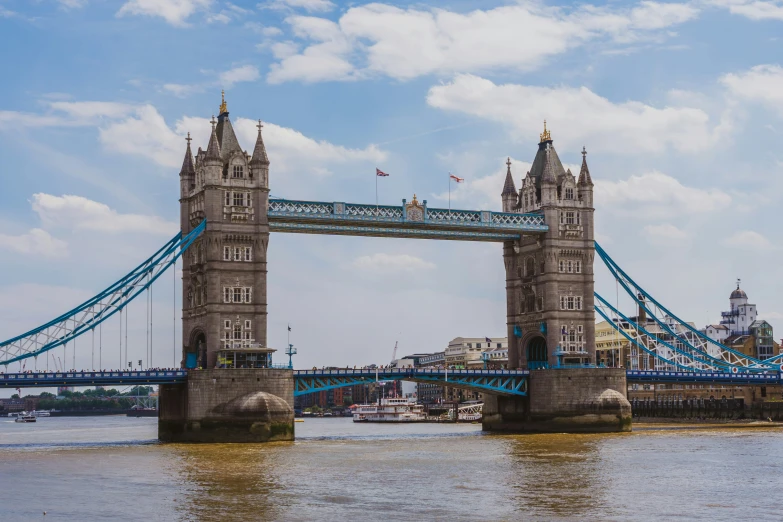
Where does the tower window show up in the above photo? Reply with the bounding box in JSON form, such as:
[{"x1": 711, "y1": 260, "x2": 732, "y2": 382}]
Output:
[
  {"x1": 223, "y1": 246, "x2": 231, "y2": 261},
  {"x1": 244, "y1": 247, "x2": 252, "y2": 261},
  {"x1": 565, "y1": 212, "x2": 575, "y2": 225},
  {"x1": 565, "y1": 188, "x2": 574, "y2": 200},
  {"x1": 233, "y1": 165, "x2": 244, "y2": 178}
]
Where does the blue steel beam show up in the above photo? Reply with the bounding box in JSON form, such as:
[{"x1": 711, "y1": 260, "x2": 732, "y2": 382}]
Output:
[
  {"x1": 293, "y1": 368, "x2": 529, "y2": 397},
  {"x1": 626, "y1": 370, "x2": 782, "y2": 385},
  {"x1": 0, "y1": 370, "x2": 187, "y2": 388},
  {"x1": 268, "y1": 199, "x2": 547, "y2": 241}
]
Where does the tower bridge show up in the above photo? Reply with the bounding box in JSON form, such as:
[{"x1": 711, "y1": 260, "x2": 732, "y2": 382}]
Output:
[{"x1": 2, "y1": 96, "x2": 780, "y2": 442}]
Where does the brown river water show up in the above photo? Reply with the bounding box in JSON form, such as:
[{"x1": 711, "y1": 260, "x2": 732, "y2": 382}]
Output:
[{"x1": 0, "y1": 416, "x2": 781, "y2": 521}]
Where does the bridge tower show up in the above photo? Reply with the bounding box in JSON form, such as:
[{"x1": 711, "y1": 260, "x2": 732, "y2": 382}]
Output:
[
  {"x1": 502, "y1": 122, "x2": 596, "y2": 370},
  {"x1": 179, "y1": 92, "x2": 270, "y2": 369}
]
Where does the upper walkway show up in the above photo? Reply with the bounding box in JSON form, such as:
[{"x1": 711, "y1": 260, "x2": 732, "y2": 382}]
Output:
[{"x1": 268, "y1": 198, "x2": 547, "y2": 241}]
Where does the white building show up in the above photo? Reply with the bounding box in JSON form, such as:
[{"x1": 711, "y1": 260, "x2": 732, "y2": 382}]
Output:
[
  {"x1": 445, "y1": 337, "x2": 507, "y2": 369},
  {"x1": 704, "y1": 281, "x2": 758, "y2": 340}
]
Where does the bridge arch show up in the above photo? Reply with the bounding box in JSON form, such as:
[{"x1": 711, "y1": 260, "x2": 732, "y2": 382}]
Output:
[
  {"x1": 526, "y1": 335, "x2": 547, "y2": 370},
  {"x1": 185, "y1": 329, "x2": 207, "y2": 369}
]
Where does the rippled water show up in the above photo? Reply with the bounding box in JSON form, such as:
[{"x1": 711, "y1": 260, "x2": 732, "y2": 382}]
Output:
[{"x1": 0, "y1": 416, "x2": 781, "y2": 521}]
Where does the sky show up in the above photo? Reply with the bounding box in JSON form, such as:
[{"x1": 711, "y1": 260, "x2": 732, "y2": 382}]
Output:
[{"x1": 0, "y1": 0, "x2": 782, "y2": 383}]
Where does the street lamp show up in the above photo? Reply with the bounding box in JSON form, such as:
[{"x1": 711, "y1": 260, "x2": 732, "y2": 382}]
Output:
[{"x1": 285, "y1": 344, "x2": 297, "y2": 369}]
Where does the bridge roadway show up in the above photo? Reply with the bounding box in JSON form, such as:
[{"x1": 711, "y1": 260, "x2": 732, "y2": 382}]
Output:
[{"x1": 1, "y1": 368, "x2": 781, "y2": 391}]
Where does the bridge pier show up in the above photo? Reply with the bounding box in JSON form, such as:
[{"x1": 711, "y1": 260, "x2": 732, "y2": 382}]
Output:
[
  {"x1": 483, "y1": 368, "x2": 631, "y2": 433},
  {"x1": 159, "y1": 369, "x2": 294, "y2": 443}
]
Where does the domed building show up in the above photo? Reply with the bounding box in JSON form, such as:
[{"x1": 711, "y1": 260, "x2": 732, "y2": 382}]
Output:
[{"x1": 703, "y1": 281, "x2": 778, "y2": 360}]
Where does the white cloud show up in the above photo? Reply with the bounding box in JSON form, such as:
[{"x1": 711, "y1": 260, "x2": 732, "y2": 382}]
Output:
[
  {"x1": 644, "y1": 223, "x2": 689, "y2": 244},
  {"x1": 721, "y1": 230, "x2": 774, "y2": 250},
  {"x1": 31, "y1": 193, "x2": 177, "y2": 235},
  {"x1": 760, "y1": 311, "x2": 783, "y2": 321},
  {"x1": 267, "y1": 2, "x2": 698, "y2": 83},
  {"x1": 598, "y1": 171, "x2": 732, "y2": 218},
  {"x1": 708, "y1": 0, "x2": 783, "y2": 21},
  {"x1": 117, "y1": 0, "x2": 212, "y2": 27},
  {"x1": 720, "y1": 64, "x2": 783, "y2": 114},
  {"x1": 98, "y1": 105, "x2": 184, "y2": 168},
  {"x1": 353, "y1": 253, "x2": 436, "y2": 272},
  {"x1": 264, "y1": 0, "x2": 335, "y2": 13},
  {"x1": 219, "y1": 65, "x2": 260, "y2": 87},
  {"x1": 0, "y1": 229, "x2": 68, "y2": 258},
  {"x1": 56, "y1": 0, "x2": 88, "y2": 8},
  {"x1": 427, "y1": 74, "x2": 728, "y2": 154},
  {"x1": 163, "y1": 83, "x2": 200, "y2": 97}
]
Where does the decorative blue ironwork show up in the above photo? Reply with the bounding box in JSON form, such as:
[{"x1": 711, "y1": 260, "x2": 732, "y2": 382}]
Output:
[
  {"x1": 293, "y1": 368, "x2": 529, "y2": 397},
  {"x1": 0, "y1": 221, "x2": 207, "y2": 366},
  {"x1": 595, "y1": 241, "x2": 780, "y2": 373},
  {"x1": 626, "y1": 370, "x2": 782, "y2": 385},
  {"x1": 0, "y1": 370, "x2": 188, "y2": 388},
  {"x1": 269, "y1": 198, "x2": 547, "y2": 241}
]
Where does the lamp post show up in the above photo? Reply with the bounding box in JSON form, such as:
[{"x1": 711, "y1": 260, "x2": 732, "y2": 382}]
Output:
[{"x1": 285, "y1": 344, "x2": 297, "y2": 369}]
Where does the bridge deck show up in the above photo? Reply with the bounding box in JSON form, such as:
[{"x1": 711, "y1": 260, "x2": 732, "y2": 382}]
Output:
[
  {"x1": 268, "y1": 199, "x2": 547, "y2": 241},
  {"x1": 0, "y1": 370, "x2": 187, "y2": 388}
]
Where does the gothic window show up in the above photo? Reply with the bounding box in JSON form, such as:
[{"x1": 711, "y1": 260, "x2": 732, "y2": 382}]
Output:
[
  {"x1": 224, "y1": 288, "x2": 231, "y2": 303},
  {"x1": 569, "y1": 329, "x2": 576, "y2": 343},
  {"x1": 225, "y1": 192, "x2": 231, "y2": 206},
  {"x1": 244, "y1": 247, "x2": 252, "y2": 262},
  {"x1": 576, "y1": 297, "x2": 583, "y2": 310},
  {"x1": 233, "y1": 192, "x2": 245, "y2": 207},
  {"x1": 567, "y1": 260, "x2": 573, "y2": 273},
  {"x1": 575, "y1": 260, "x2": 582, "y2": 273},
  {"x1": 233, "y1": 165, "x2": 244, "y2": 178},
  {"x1": 233, "y1": 288, "x2": 242, "y2": 302},
  {"x1": 567, "y1": 296, "x2": 575, "y2": 310},
  {"x1": 234, "y1": 247, "x2": 242, "y2": 261},
  {"x1": 224, "y1": 320, "x2": 231, "y2": 329},
  {"x1": 565, "y1": 188, "x2": 574, "y2": 200},
  {"x1": 223, "y1": 246, "x2": 231, "y2": 261},
  {"x1": 244, "y1": 320, "x2": 251, "y2": 330},
  {"x1": 559, "y1": 260, "x2": 565, "y2": 273},
  {"x1": 565, "y1": 212, "x2": 575, "y2": 225},
  {"x1": 537, "y1": 297, "x2": 543, "y2": 311},
  {"x1": 525, "y1": 293, "x2": 535, "y2": 313},
  {"x1": 233, "y1": 323, "x2": 242, "y2": 340},
  {"x1": 560, "y1": 296, "x2": 566, "y2": 310},
  {"x1": 223, "y1": 286, "x2": 253, "y2": 303},
  {"x1": 525, "y1": 257, "x2": 535, "y2": 277},
  {"x1": 576, "y1": 212, "x2": 581, "y2": 225},
  {"x1": 523, "y1": 194, "x2": 528, "y2": 207}
]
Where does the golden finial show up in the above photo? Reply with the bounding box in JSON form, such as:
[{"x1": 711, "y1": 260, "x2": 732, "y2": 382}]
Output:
[
  {"x1": 539, "y1": 120, "x2": 551, "y2": 143},
  {"x1": 411, "y1": 193, "x2": 419, "y2": 205},
  {"x1": 220, "y1": 90, "x2": 227, "y2": 114}
]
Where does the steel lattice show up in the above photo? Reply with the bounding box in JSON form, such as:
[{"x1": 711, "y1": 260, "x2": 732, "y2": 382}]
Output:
[{"x1": 0, "y1": 221, "x2": 206, "y2": 366}]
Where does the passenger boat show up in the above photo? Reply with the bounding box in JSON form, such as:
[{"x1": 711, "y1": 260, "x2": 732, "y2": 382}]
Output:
[
  {"x1": 33, "y1": 410, "x2": 50, "y2": 417},
  {"x1": 353, "y1": 397, "x2": 426, "y2": 423},
  {"x1": 14, "y1": 412, "x2": 36, "y2": 423}
]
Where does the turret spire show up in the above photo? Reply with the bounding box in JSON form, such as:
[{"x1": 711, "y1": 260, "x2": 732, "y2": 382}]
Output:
[
  {"x1": 179, "y1": 132, "x2": 195, "y2": 177},
  {"x1": 539, "y1": 120, "x2": 551, "y2": 143},
  {"x1": 220, "y1": 89, "x2": 227, "y2": 114},
  {"x1": 501, "y1": 157, "x2": 516, "y2": 195},
  {"x1": 250, "y1": 119, "x2": 270, "y2": 166},
  {"x1": 578, "y1": 146, "x2": 593, "y2": 186},
  {"x1": 541, "y1": 148, "x2": 557, "y2": 183},
  {"x1": 205, "y1": 115, "x2": 222, "y2": 161}
]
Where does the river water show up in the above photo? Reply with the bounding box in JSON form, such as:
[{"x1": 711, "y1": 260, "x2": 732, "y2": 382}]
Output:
[{"x1": 0, "y1": 417, "x2": 781, "y2": 521}]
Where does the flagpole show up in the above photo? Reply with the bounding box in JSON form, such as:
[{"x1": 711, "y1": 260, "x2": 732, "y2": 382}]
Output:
[
  {"x1": 448, "y1": 174, "x2": 451, "y2": 215},
  {"x1": 376, "y1": 171, "x2": 378, "y2": 216}
]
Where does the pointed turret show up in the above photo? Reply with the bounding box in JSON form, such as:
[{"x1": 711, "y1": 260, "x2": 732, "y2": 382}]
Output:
[
  {"x1": 250, "y1": 120, "x2": 270, "y2": 166},
  {"x1": 541, "y1": 149, "x2": 557, "y2": 184},
  {"x1": 501, "y1": 157, "x2": 518, "y2": 212},
  {"x1": 215, "y1": 90, "x2": 242, "y2": 160},
  {"x1": 578, "y1": 146, "x2": 593, "y2": 186},
  {"x1": 205, "y1": 116, "x2": 222, "y2": 162},
  {"x1": 179, "y1": 133, "x2": 195, "y2": 178}
]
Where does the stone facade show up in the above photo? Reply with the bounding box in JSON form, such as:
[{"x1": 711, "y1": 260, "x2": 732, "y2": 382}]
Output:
[
  {"x1": 483, "y1": 368, "x2": 631, "y2": 433},
  {"x1": 501, "y1": 125, "x2": 596, "y2": 369},
  {"x1": 179, "y1": 94, "x2": 271, "y2": 369},
  {"x1": 159, "y1": 368, "x2": 294, "y2": 443}
]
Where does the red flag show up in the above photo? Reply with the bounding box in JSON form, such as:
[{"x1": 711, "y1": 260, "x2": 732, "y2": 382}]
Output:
[
  {"x1": 449, "y1": 174, "x2": 464, "y2": 183},
  {"x1": 376, "y1": 168, "x2": 389, "y2": 177}
]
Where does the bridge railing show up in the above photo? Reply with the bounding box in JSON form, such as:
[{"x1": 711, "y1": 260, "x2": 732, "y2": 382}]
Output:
[
  {"x1": 0, "y1": 370, "x2": 187, "y2": 381},
  {"x1": 269, "y1": 199, "x2": 546, "y2": 231},
  {"x1": 293, "y1": 368, "x2": 529, "y2": 376}
]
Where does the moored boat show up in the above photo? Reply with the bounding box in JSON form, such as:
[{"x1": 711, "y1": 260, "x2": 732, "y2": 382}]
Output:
[
  {"x1": 353, "y1": 397, "x2": 426, "y2": 422},
  {"x1": 14, "y1": 412, "x2": 36, "y2": 423}
]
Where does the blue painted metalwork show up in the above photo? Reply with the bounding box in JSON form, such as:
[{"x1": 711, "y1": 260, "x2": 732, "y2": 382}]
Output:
[
  {"x1": 268, "y1": 198, "x2": 547, "y2": 241},
  {"x1": 595, "y1": 242, "x2": 780, "y2": 372},
  {"x1": 292, "y1": 368, "x2": 529, "y2": 397},
  {"x1": 0, "y1": 221, "x2": 207, "y2": 366},
  {"x1": 626, "y1": 370, "x2": 782, "y2": 385},
  {"x1": 0, "y1": 370, "x2": 187, "y2": 388}
]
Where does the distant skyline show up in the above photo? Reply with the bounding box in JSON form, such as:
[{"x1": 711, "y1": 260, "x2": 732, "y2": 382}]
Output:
[{"x1": 0, "y1": 0, "x2": 781, "y2": 381}]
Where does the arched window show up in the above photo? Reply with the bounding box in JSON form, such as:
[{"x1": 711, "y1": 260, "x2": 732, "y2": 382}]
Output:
[
  {"x1": 233, "y1": 165, "x2": 244, "y2": 178},
  {"x1": 525, "y1": 257, "x2": 535, "y2": 277}
]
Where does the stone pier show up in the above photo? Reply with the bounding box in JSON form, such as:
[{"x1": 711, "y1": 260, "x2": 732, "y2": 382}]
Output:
[
  {"x1": 482, "y1": 368, "x2": 632, "y2": 433},
  {"x1": 159, "y1": 369, "x2": 295, "y2": 443}
]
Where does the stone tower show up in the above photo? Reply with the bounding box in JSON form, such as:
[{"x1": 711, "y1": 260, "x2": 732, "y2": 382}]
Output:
[
  {"x1": 502, "y1": 122, "x2": 595, "y2": 369},
  {"x1": 179, "y1": 92, "x2": 270, "y2": 368}
]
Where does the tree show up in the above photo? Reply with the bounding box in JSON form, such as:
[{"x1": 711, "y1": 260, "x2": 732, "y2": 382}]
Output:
[{"x1": 10, "y1": 394, "x2": 19, "y2": 399}]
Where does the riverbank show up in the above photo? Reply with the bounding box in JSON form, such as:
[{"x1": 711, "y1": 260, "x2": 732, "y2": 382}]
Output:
[{"x1": 635, "y1": 419, "x2": 783, "y2": 430}]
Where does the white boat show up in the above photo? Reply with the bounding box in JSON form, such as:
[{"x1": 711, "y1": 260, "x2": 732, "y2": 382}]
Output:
[
  {"x1": 33, "y1": 410, "x2": 50, "y2": 417},
  {"x1": 14, "y1": 412, "x2": 36, "y2": 423},
  {"x1": 353, "y1": 397, "x2": 426, "y2": 423}
]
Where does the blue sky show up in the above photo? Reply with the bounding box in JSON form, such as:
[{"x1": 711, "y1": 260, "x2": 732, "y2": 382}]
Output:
[{"x1": 0, "y1": 0, "x2": 782, "y2": 378}]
